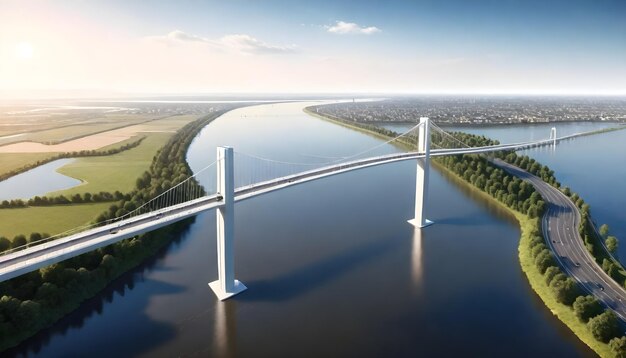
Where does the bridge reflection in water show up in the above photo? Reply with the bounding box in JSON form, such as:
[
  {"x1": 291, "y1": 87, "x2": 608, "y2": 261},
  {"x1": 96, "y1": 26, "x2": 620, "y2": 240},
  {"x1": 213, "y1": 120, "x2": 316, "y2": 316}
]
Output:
[
  {"x1": 411, "y1": 228, "x2": 424, "y2": 292},
  {"x1": 213, "y1": 300, "x2": 237, "y2": 358}
]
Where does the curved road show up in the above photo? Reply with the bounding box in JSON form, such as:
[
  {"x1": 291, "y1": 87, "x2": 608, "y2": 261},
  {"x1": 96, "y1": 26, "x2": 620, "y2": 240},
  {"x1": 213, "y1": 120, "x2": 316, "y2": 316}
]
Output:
[{"x1": 494, "y1": 159, "x2": 626, "y2": 321}]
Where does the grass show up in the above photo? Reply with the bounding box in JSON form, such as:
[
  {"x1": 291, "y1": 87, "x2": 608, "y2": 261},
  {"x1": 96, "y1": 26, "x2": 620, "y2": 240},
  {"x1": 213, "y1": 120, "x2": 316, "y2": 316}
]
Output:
[
  {"x1": 0, "y1": 152, "x2": 58, "y2": 178},
  {"x1": 51, "y1": 133, "x2": 171, "y2": 196},
  {"x1": 0, "y1": 203, "x2": 112, "y2": 239},
  {"x1": 517, "y1": 213, "x2": 614, "y2": 357}
]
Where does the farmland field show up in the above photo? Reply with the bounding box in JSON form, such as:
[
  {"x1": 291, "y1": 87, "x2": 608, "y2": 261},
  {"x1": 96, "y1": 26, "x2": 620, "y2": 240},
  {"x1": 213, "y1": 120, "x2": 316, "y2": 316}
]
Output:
[{"x1": 0, "y1": 202, "x2": 112, "y2": 239}]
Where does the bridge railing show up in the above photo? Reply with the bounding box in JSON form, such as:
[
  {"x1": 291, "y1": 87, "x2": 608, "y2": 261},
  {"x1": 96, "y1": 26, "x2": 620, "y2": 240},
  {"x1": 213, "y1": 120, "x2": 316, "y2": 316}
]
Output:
[{"x1": 0, "y1": 121, "x2": 571, "y2": 260}]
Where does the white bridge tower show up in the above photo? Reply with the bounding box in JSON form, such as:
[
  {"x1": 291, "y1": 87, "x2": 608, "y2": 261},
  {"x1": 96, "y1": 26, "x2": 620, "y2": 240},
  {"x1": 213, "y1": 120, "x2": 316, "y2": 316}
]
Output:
[
  {"x1": 550, "y1": 127, "x2": 557, "y2": 146},
  {"x1": 408, "y1": 117, "x2": 434, "y2": 228},
  {"x1": 209, "y1": 146, "x2": 247, "y2": 300}
]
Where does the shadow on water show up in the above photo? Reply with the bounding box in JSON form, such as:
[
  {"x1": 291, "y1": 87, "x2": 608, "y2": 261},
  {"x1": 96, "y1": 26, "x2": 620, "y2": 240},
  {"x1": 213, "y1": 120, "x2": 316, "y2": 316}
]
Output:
[
  {"x1": 4, "y1": 228, "x2": 193, "y2": 358},
  {"x1": 240, "y1": 239, "x2": 397, "y2": 302}
]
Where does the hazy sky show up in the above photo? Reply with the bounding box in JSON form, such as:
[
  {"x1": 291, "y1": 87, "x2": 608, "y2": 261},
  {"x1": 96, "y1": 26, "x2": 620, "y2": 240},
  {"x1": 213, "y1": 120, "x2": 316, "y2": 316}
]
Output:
[{"x1": 1, "y1": 0, "x2": 625, "y2": 96}]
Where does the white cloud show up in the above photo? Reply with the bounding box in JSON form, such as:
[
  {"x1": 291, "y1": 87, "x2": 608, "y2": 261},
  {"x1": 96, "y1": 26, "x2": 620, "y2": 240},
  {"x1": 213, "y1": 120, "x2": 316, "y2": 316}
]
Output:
[
  {"x1": 219, "y1": 34, "x2": 296, "y2": 55},
  {"x1": 147, "y1": 30, "x2": 296, "y2": 55},
  {"x1": 326, "y1": 21, "x2": 381, "y2": 35}
]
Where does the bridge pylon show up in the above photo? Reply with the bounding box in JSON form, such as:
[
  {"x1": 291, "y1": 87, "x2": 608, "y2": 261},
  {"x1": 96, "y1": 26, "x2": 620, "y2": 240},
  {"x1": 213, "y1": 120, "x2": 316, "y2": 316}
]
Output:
[
  {"x1": 550, "y1": 127, "x2": 557, "y2": 146},
  {"x1": 408, "y1": 117, "x2": 434, "y2": 228},
  {"x1": 209, "y1": 146, "x2": 247, "y2": 300}
]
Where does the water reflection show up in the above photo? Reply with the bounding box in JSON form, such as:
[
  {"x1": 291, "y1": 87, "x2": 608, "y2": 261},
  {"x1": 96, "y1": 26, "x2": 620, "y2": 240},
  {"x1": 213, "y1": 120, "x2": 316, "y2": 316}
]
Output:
[
  {"x1": 213, "y1": 301, "x2": 237, "y2": 358},
  {"x1": 411, "y1": 228, "x2": 424, "y2": 291},
  {"x1": 0, "y1": 159, "x2": 81, "y2": 200}
]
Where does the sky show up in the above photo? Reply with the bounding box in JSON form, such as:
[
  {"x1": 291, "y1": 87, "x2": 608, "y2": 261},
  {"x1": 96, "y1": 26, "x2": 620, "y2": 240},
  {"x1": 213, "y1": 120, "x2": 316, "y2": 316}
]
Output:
[{"x1": 0, "y1": 0, "x2": 625, "y2": 97}]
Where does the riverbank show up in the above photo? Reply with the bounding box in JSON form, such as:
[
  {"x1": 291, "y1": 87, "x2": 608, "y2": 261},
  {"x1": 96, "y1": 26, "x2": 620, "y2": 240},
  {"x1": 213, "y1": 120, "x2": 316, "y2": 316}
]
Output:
[{"x1": 306, "y1": 107, "x2": 615, "y2": 357}]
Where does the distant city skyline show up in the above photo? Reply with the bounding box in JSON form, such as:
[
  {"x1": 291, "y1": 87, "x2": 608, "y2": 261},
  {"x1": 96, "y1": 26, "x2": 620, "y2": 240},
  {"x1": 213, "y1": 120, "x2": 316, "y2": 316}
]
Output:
[{"x1": 1, "y1": 0, "x2": 625, "y2": 97}]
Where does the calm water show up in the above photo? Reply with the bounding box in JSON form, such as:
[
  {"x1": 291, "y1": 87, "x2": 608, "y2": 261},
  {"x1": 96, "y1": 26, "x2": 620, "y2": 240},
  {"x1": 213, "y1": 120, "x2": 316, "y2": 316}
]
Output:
[
  {"x1": 8, "y1": 103, "x2": 593, "y2": 357},
  {"x1": 381, "y1": 121, "x2": 617, "y2": 143},
  {"x1": 0, "y1": 159, "x2": 81, "y2": 201}
]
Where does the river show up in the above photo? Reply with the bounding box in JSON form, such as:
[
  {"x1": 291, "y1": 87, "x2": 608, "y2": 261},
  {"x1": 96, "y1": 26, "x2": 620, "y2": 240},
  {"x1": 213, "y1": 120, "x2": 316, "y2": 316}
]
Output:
[
  {"x1": 0, "y1": 159, "x2": 81, "y2": 201},
  {"x1": 7, "y1": 102, "x2": 595, "y2": 357}
]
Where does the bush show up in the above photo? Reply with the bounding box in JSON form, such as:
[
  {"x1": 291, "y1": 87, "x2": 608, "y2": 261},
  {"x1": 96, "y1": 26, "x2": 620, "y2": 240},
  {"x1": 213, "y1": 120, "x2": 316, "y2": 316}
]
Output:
[{"x1": 588, "y1": 310, "x2": 620, "y2": 343}]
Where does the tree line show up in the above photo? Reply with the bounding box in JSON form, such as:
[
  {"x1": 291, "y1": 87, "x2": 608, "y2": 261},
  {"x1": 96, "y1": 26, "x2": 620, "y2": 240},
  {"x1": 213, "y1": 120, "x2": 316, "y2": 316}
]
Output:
[{"x1": 1, "y1": 191, "x2": 130, "y2": 209}]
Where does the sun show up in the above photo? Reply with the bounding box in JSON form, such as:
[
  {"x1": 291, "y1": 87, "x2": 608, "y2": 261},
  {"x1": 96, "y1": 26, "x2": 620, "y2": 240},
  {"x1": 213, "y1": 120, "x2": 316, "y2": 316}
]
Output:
[{"x1": 16, "y1": 42, "x2": 34, "y2": 60}]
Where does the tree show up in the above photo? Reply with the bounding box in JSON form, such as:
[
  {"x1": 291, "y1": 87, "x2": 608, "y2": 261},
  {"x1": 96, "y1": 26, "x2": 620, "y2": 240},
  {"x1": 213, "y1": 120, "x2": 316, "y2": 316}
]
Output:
[
  {"x1": 535, "y1": 249, "x2": 555, "y2": 274},
  {"x1": 588, "y1": 310, "x2": 620, "y2": 343},
  {"x1": 550, "y1": 276, "x2": 579, "y2": 305},
  {"x1": 610, "y1": 336, "x2": 626, "y2": 358},
  {"x1": 573, "y1": 295, "x2": 603, "y2": 323},
  {"x1": 531, "y1": 243, "x2": 547, "y2": 258},
  {"x1": 606, "y1": 236, "x2": 619, "y2": 253},
  {"x1": 0, "y1": 237, "x2": 10, "y2": 252},
  {"x1": 600, "y1": 224, "x2": 610, "y2": 238},
  {"x1": 528, "y1": 236, "x2": 544, "y2": 248},
  {"x1": 29, "y1": 232, "x2": 43, "y2": 244},
  {"x1": 602, "y1": 258, "x2": 622, "y2": 281},
  {"x1": 12, "y1": 235, "x2": 27, "y2": 249},
  {"x1": 544, "y1": 266, "x2": 560, "y2": 284},
  {"x1": 15, "y1": 300, "x2": 41, "y2": 331}
]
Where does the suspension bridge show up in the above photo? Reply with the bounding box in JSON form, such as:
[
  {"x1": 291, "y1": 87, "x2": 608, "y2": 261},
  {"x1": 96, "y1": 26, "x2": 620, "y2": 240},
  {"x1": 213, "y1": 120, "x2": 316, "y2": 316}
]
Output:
[{"x1": 0, "y1": 118, "x2": 569, "y2": 300}]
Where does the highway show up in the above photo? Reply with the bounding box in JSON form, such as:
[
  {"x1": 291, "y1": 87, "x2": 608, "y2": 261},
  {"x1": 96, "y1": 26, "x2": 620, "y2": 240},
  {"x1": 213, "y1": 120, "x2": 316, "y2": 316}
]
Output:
[{"x1": 493, "y1": 159, "x2": 626, "y2": 321}]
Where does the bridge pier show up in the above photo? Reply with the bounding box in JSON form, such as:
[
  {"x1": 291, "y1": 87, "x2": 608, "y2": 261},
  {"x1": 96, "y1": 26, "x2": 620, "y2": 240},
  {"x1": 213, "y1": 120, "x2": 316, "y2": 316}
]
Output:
[
  {"x1": 550, "y1": 127, "x2": 557, "y2": 146},
  {"x1": 209, "y1": 146, "x2": 247, "y2": 300},
  {"x1": 408, "y1": 117, "x2": 434, "y2": 228}
]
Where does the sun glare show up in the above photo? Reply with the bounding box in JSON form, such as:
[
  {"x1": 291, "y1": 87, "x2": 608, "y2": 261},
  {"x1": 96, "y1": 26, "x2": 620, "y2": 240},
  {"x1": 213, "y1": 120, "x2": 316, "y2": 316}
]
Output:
[{"x1": 16, "y1": 42, "x2": 34, "y2": 60}]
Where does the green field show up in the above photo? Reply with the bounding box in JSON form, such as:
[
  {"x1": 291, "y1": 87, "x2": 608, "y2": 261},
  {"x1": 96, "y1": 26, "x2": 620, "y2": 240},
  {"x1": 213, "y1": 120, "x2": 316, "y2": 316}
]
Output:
[
  {"x1": 0, "y1": 203, "x2": 112, "y2": 239},
  {"x1": 0, "y1": 152, "x2": 58, "y2": 177},
  {"x1": 51, "y1": 133, "x2": 171, "y2": 196},
  {"x1": 0, "y1": 114, "x2": 202, "y2": 238}
]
